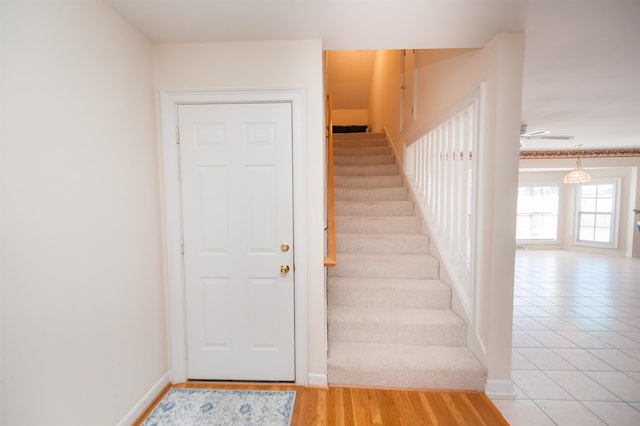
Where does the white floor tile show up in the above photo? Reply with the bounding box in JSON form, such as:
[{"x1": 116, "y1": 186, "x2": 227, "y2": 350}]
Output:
[
  {"x1": 490, "y1": 399, "x2": 555, "y2": 426},
  {"x1": 512, "y1": 349, "x2": 537, "y2": 370},
  {"x1": 512, "y1": 370, "x2": 572, "y2": 400},
  {"x1": 536, "y1": 400, "x2": 606, "y2": 426},
  {"x1": 552, "y1": 348, "x2": 616, "y2": 371},
  {"x1": 517, "y1": 306, "x2": 555, "y2": 317},
  {"x1": 562, "y1": 318, "x2": 611, "y2": 332},
  {"x1": 625, "y1": 372, "x2": 640, "y2": 384},
  {"x1": 624, "y1": 349, "x2": 640, "y2": 361},
  {"x1": 518, "y1": 348, "x2": 575, "y2": 370},
  {"x1": 513, "y1": 331, "x2": 545, "y2": 348},
  {"x1": 589, "y1": 349, "x2": 640, "y2": 371},
  {"x1": 590, "y1": 318, "x2": 640, "y2": 332},
  {"x1": 513, "y1": 317, "x2": 549, "y2": 331},
  {"x1": 507, "y1": 251, "x2": 640, "y2": 423},
  {"x1": 590, "y1": 332, "x2": 640, "y2": 349},
  {"x1": 586, "y1": 371, "x2": 640, "y2": 401},
  {"x1": 545, "y1": 370, "x2": 620, "y2": 401},
  {"x1": 555, "y1": 330, "x2": 614, "y2": 349},
  {"x1": 526, "y1": 331, "x2": 577, "y2": 348},
  {"x1": 587, "y1": 402, "x2": 640, "y2": 426},
  {"x1": 621, "y1": 331, "x2": 640, "y2": 343},
  {"x1": 535, "y1": 317, "x2": 580, "y2": 331}
]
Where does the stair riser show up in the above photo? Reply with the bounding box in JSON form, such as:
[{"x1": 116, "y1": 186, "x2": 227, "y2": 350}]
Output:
[
  {"x1": 328, "y1": 367, "x2": 486, "y2": 391},
  {"x1": 334, "y1": 147, "x2": 391, "y2": 156},
  {"x1": 334, "y1": 165, "x2": 400, "y2": 176},
  {"x1": 335, "y1": 175, "x2": 403, "y2": 188},
  {"x1": 335, "y1": 201, "x2": 414, "y2": 217},
  {"x1": 333, "y1": 133, "x2": 385, "y2": 140},
  {"x1": 336, "y1": 235, "x2": 429, "y2": 254},
  {"x1": 329, "y1": 258, "x2": 439, "y2": 279},
  {"x1": 328, "y1": 320, "x2": 466, "y2": 346},
  {"x1": 335, "y1": 188, "x2": 408, "y2": 202},
  {"x1": 336, "y1": 218, "x2": 422, "y2": 234},
  {"x1": 334, "y1": 155, "x2": 395, "y2": 166},
  {"x1": 333, "y1": 140, "x2": 388, "y2": 148},
  {"x1": 328, "y1": 287, "x2": 450, "y2": 309}
]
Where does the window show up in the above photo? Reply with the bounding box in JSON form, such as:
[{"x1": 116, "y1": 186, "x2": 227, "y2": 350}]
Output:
[
  {"x1": 576, "y1": 181, "x2": 617, "y2": 245},
  {"x1": 516, "y1": 185, "x2": 559, "y2": 240}
]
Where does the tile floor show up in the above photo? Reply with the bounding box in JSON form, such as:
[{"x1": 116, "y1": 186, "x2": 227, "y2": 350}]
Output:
[{"x1": 491, "y1": 250, "x2": 640, "y2": 426}]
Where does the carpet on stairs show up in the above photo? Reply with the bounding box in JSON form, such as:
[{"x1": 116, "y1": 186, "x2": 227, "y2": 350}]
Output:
[{"x1": 327, "y1": 132, "x2": 486, "y2": 391}]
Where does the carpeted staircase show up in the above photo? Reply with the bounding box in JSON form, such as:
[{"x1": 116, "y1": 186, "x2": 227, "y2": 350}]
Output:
[{"x1": 327, "y1": 132, "x2": 487, "y2": 391}]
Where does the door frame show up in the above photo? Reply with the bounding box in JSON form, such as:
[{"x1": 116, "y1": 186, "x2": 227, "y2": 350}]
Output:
[{"x1": 159, "y1": 88, "x2": 308, "y2": 385}]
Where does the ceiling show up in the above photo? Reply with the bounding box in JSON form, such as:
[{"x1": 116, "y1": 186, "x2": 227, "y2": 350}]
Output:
[{"x1": 107, "y1": 0, "x2": 640, "y2": 151}]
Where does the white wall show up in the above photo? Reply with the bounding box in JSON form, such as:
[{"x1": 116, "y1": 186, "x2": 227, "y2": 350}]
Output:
[
  {"x1": 520, "y1": 157, "x2": 640, "y2": 257},
  {"x1": 0, "y1": 1, "x2": 167, "y2": 425},
  {"x1": 152, "y1": 40, "x2": 327, "y2": 385},
  {"x1": 368, "y1": 34, "x2": 525, "y2": 395}
]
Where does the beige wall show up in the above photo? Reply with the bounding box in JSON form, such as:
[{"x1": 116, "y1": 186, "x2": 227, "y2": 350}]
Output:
[
  {"x1": 153, "y1": 39, "x2": 327, "y2": 385},
  {"x1": 520, "y1": 157, "x2": 640, "y2": 257},
  {"x1": 368, "y1": 50, "x2": 402, "y2": 141},
  {"x1": 367, "y1": 34, "x2": 525, "y2": 394},
  {"x1": 326, "y1": 50, "x2": 376, "y2": 127},
  {"x1": 332, "y1": 109, "x2": 369, "y2": 126},
  {"x1": 0, "y1": 1, "x2": 167, "y2": 424},
  {"x1": 369, "y1": 48, "x2": 480, "y2": 164},
  {"x1": 326, "y1": 50, "x2": 376, "y2": 110}
]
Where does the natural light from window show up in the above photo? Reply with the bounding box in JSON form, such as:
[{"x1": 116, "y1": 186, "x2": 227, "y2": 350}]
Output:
[
  {"x1": 577, "y1": 182, "x2": 616, "y2": 244},
  {"x1": 516, "y1": 185, "x2": 559, "y2": 240}
]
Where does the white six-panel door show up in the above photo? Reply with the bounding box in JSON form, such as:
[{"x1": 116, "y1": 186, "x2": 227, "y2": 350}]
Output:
[{"x1": 178, "y1": 102, "x2": 295, "y2": 381}]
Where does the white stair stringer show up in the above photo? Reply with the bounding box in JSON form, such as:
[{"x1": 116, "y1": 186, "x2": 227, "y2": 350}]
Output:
[{"x1": 327, "y1": 132, "x2": 486, "y2": 391}]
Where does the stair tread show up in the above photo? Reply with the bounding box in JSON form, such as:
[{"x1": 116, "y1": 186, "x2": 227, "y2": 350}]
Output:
[
  {"x1": 336, "y1": 200, "x2": 412, "y2": 204},
  {"x1": 336, "y1": 233, "x2": 428, "y2": 239},
  {"x1": 334, "y1": 148, "x2": 391, "y2": 154},
  {"x1": 336, "y1": 216, "x2": 421, "y2": 220},
  {"x1": 329, "y1": 305, "x2": 464, "y2": 324},
  {"x1": 334, "y1": 165, "x2": 400, "y2": 176},
  {"x1": 337, "y1": 186, "x2": 404, "y2": 188},
  {"x1": 337, "y1": 253, "x2": 436, "y2": 262},
  {"x1": 328, "y1": 277, "x2": 446, "y2": 288},
  {"x1": 335, "y1": 176, "x2": 403, "y2": 188}
]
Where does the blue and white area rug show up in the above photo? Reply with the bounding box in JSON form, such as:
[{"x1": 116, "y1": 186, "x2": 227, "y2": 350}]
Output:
[{"x1": 141, "y1": 388, "x2": 296, "y2": 426}]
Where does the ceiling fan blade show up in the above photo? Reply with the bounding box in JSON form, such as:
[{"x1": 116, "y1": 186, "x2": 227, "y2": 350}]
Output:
[
  {"x1": 540, "y1": 135, "x2": 575, "y2": 140},
  {"x1": 521, "y1": 129, "x2": 550, "y2": 137},
  {"x1": 520, "y1": 134, "x2": 574, "y2": 140}
]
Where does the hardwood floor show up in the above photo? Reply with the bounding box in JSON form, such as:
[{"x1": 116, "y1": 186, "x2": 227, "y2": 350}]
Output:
[{"x1": 135, "y1": 382, "x2": 509, "y2": 425}]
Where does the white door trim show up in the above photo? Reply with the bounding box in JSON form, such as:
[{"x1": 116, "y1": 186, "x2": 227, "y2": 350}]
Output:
[{"x1": 159, "y1": 88, "x2": 308, "y2": 385}]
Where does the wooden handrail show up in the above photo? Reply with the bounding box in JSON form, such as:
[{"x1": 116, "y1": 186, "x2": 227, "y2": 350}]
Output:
[{"x1": 324, "y1": 94, "x2": 337, "y2": 267}]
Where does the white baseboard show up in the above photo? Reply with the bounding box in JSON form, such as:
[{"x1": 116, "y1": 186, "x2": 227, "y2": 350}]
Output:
[
  {"x1": 117, "y1": 371, "x2": 171, "y2": 425},
  {"x1": 308, "y1": 373, "x2": 328, "y2": 388},
  {"x1": 485, "y1": 379, "x2": 516, "y2": 399}
]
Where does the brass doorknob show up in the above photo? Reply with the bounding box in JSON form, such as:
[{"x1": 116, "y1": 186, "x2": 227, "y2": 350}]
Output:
[{"x1": 280, "y1": 264, "x2": 290, "y2": 275}]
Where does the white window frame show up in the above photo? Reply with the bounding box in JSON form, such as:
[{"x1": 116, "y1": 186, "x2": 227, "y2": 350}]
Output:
[
  {"x1": 516, "y1": 182, "x2": 561, "y2": 242},
  {"x1": 574, "y1": 178, "x2": 621, "y2": 248}
]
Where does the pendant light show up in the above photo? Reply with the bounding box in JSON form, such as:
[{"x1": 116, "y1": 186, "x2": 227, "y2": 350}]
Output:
[{"x1": 563, "y1": 144, "x2": 591, "y2": 184}]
